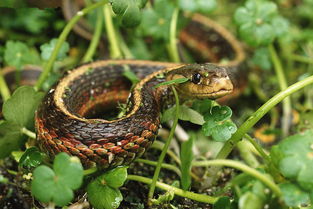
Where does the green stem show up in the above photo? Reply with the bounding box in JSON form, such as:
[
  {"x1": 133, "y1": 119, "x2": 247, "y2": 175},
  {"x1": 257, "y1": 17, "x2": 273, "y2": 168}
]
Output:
[
  {"x1": 116, "y1": 29, "x2": 134, "y2": 59},
  {"x1": 135, "y1": 158, "x2": 181, "y2": 177},
  {"x1": 83, "y1": 167, "x2": 98, "y2": 176},
  {"x1": 82, "y1": 9, "x2": 103, "y2": 63},
  {"x1": 244, "y1": 134, "x2": 270, "y2": 163},
  {"x1": 127, "y1": 175, "x2": 218, "y2": 204},
  {"x1": 148, "y1": 87, "x2": 179, "y2": 202},
  {"x1": 236, "y1": 140, "x2": 260, "y2": 168},
  {"x1": 150, "y1": 140, "x2": 181, "y2": 165},
  {"x1": 268, "y1": 44, "x2": 292, "y2": 137},
  {"x1": 167, "y1": 8, "x2": 180, "y2": 63},
  {"x1": 0, "y1": 71, "x2": 11, "y2": 101},
  {"x1": 192, "y1": 159, "x2": 281, "y2": 197},
  {"x1": 289, "y1": 54, "x2": 313, "y2": 65},
  {"x1": 103, "y1": 4, "x2": 122, "y2": 59},
  {"x1": 216, "y1": 74, "x2": 313, "y2": 160},
  {"x1": 35, "y1": 0, "x2": 108, "y2": 90},
  {"x1": 21, "y1": 127, "x2": 36, "y2": 139}
]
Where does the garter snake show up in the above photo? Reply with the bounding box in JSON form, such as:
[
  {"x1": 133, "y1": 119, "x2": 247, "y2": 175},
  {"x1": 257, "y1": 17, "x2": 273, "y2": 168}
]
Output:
[{"x1": 35, "y1": 11, "x2": 246, "y2": 169}]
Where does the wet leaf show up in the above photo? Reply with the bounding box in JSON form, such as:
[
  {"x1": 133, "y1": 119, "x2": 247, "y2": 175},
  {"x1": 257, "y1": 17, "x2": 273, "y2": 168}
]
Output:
[
  {"x1": 19, "y1": 147, "x2": 44, "y2": 168},
  {"x1": 202, "y1": 106, "x2": 237, "y2": 142}
]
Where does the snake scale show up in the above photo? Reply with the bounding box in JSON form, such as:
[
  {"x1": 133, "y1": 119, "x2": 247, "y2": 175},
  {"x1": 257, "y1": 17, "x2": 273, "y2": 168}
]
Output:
[{"x1": 34, "y1": 12, "x2": 245, "y2": 169}]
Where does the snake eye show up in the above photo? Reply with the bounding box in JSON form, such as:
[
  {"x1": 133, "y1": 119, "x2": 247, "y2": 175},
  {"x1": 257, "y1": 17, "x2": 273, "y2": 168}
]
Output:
[{"x1": 191, "y1": 73, "x2": 201, "y2": 84}]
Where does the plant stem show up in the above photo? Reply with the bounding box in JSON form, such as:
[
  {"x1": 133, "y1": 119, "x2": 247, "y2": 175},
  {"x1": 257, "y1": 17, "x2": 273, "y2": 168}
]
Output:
[
  {"x1": 289, "y1": 54, "x2": 313, "y2": 65},
  {"x1": 148, "y1": 87, "x2": 179, "y2": 202},
  {"x1": 127, "y1": 175, "x2": 218, "y2": 204},
  {"x1": 167, "y1": 8, "x2": 180, "y2": 63},
  {"x1": 244, "y1": 134, "x2": 270, "y2": 163},
  {"x1": 216, "y1": 74, "x2": 313, "y2": 160},
  {"x1": 82, "y1": 9, "x2": 103, "y2": 63},
  {"x1": 116, "y1": 30, "x2": 134, "y2": 59},
  {"x1": 21, "y1": 127, "x2": 36, "y2": 139},
  {"x1": 268, "y1": 44, "x2": 292, "y2": 137},
  {"x1": 150, "y1": 140, "x2": 181, "y2": 165},
  {"x1": 236, "y1": 140, "x2": 260, "y2": 168},
  {"x1": 135, "y1": 158, "x2": 181, "y2": 177},
  {"x1": 192, "y1": 159, "x2": 281, "y2": 197},
  {"x1": 0, "y1": 71, "x2": 11, "y2": 101},
  {"x1": 35, "y1": 0, "x2": 108, "y2": 90},
  {"x1": 103, "y1": 4, "x2": 122, "y2": 59}
]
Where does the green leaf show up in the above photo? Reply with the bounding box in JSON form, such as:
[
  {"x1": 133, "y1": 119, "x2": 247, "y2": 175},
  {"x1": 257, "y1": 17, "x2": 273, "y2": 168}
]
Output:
[
  {"x1": 202, "y1": 106, "x2": 237, "y2": 142},
  {"x1": 178, "y1": 0, "x2": 217, "y2": 14},
  {"x1": 53, "y1": 153, "x2": 84, "y2": 190},
  {"x1": 31, "y1": 166, "x2": 56, "y2": 203},
  {"x1": 103, "y1": 167, "x2": 128, "y2": 188},
  {"x1": 252, "y1": 47, "x2": 272, "y2": 70},
  {"x1": 0, "y1": 175, "x2": 9, "y2": 184},
  {"x1": 19, "y1": 147, "x2": 44, "y2": 168},
  {"x1": 180, "y1": 135, "x2": 194, "y2": 190},
  {"x1": 121, "y1": 4, "x2": 142, "y2": 27},
  {"x1": 4, "y1": 41, "x2": 40, "y2": 69},
  {"x1": 31, "y1": 153, "x2": 83, "y2": 206},
  {"x1": 110, "y1": 0, "x2": 147, "y2": 27},
  {"x1": 161, "y1": 105, "x2": 204, "y2": 125},
  {"x1": 213, "y1": 196, "x2": 231, "y2": 209},
  {"x1": 123, "y1": 65, "x2": 140, "y2": 85},
  {"x1": 154, "y1": 78, "x2": 189, "y2": 88},
  {"x1": 280, "y1": 183, "x2": 310, "y2": 207},
  {"x1": 191, "y1": 99, "x2": 213, "y2": 115},
  {"x1": 87, "y1": 177, "x2": 123, "y2": 209},
  {"x1": 0, "y1": 121, "x2": 25, "y2": 159},
  {"x1": 238, "y1": 192, "x2": 263, "y2": 209},
  {"x1": 139, "y1": 0, "x2": 175, "y2": 40},
  {"x1": 234, "y1": 0, "x2": 289, "y2": 47},
  {"x1": 40, "y1": 38, "x2": 70, "y2": 61},
  {"x1": 3, "y1": 86, "x2": 44, "y2": 130},
  {"x1": 271, "y1": 130, "x2": 313, "y2": 191}
]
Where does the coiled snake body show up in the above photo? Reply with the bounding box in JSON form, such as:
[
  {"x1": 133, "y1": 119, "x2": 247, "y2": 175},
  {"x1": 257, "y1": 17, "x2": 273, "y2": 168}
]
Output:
[{"x1": 35, "y1": 14, "x2": 246, "y2": 169}]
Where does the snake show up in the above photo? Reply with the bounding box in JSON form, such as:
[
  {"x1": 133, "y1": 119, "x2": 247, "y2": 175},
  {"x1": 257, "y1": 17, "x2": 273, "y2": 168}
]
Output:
[{"x1": 35, "y1": 11, "x2": 246, "y2": 169}]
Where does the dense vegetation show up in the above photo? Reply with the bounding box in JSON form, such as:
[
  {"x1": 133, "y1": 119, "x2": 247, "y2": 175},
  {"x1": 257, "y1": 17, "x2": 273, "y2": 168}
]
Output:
[{"x1": 0, "y1": 0, "x2": 313, "y2": 208}]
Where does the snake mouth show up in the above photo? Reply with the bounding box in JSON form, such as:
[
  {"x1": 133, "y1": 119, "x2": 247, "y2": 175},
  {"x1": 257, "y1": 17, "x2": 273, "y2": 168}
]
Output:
[{"x1": 184, "y1": 89, "x2": 233, "y2": 99}]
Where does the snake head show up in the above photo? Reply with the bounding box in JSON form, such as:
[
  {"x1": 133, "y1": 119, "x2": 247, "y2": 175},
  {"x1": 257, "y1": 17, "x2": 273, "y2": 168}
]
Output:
[{"x1": 167, "y1": 64, "x2": 234, "y2": 99}]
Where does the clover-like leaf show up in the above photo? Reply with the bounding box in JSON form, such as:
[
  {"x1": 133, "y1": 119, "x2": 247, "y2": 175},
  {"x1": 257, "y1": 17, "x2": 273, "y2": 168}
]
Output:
[
  {"x1": 0, "y1": 121, "x2": 26, "y2": 159},
  {"x1": 87, "y1": 167, "x2": 127, "y2": 209},
  {"x1": 139, "y1": 0, "x2": 174, "y2": 40},
  {"x1": 19, "y1": 147, "x2": 44, "y2": 168},
  {"x1": 40, "y1": 38, "x2": 70, "y2": 61},
  {"x1": 234, "y1": 0, "x2": 289, "y2": 47},
  {"x1": 3, "y1": 86, "x2": 44, "y2": 130},
  {"x1": 31, "y1": 152, "x2": 83, "y2": 206},
  {"x1": 4, "y1": 41, "x2": 40, "y2": 69},
  {"x1": 202, "y1": 106, "x2": 237, "y2": 141},
  {"x1": 110, "y1": 0, "x2": 147, "y2": 27},
  {"x1": 271, "y1": 130, "x2": 313, "y2": 191},
  {"x1": 280, "y1": 183, "x2": 310, "y2": 207}
]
